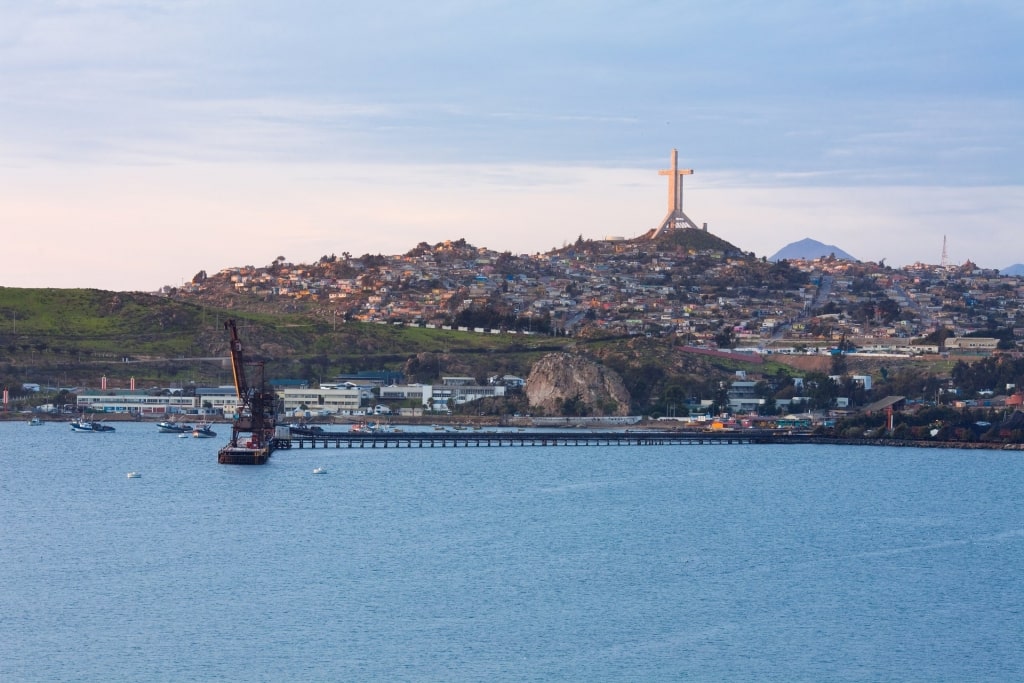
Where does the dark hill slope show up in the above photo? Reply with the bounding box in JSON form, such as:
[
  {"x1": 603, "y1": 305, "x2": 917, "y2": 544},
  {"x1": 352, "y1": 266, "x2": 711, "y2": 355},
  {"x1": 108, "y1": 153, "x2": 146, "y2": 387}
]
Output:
[{"x1": 640, "y1": 228, "x2": 744, "y2": 254}]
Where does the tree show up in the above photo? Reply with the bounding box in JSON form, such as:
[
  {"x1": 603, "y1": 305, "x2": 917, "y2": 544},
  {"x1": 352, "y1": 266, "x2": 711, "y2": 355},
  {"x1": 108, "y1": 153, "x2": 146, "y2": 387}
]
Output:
[
  {"x1": 711, "y1": 383, "x2": 730, "y2": 416},
  {"x1": 916, "y1": 327, "x2": 954, "y2": 348},
  {"x1": 560, "y1": 393, "x2": 589, "y2": 416},
  {"x1": 757, "y1": 395, "x2": 778, "y2": 416},
  {"x1": 713, "y1": 326, "x2": 735, "y2": 349},
  {"x1": 830, "y1": 352, "x2": 848, "y2": 376},
  {"x1": 804, "y1": 371, "x2": 839, "y2": 410}
]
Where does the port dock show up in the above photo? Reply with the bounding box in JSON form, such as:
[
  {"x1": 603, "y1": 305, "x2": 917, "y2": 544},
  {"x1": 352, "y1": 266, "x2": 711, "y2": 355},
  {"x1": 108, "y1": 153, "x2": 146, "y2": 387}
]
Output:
[{"x1": 276, "y1": 428, "x2": 807, "y2": 449}]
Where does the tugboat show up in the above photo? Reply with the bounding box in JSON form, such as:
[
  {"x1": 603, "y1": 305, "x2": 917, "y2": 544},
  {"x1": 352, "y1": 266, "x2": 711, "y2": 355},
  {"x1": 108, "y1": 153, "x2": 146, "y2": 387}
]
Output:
[{"x1": 217, "y1": 319, "x2": 277, "y2": 465}]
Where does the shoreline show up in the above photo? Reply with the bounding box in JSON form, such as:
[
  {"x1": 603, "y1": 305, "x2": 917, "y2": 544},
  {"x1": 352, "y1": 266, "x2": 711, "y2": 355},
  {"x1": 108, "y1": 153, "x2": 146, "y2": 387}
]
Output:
[{"x1": 6, "y1": 412, "x2": 1024, "y2": 450}]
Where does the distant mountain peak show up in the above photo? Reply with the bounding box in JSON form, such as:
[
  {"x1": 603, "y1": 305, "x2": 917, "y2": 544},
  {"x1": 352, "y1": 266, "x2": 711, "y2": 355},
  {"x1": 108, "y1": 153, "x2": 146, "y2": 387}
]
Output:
[{"x1": 770, "y1": 238, "x2": 857, "y2": 262}]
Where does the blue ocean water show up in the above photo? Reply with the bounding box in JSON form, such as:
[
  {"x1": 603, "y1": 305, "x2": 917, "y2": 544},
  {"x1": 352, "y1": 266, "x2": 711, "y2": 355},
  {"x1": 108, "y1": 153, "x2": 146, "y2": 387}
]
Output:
[{"x1": 1, "y1": 421, "x2": 1022, "y2": 682}]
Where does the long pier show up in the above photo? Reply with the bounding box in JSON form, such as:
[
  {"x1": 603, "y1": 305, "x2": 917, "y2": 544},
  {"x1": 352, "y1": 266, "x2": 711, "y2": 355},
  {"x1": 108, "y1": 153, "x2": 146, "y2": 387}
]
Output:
[{"x1": 275, "y1": 428, "x2": 805, "y2": 450}]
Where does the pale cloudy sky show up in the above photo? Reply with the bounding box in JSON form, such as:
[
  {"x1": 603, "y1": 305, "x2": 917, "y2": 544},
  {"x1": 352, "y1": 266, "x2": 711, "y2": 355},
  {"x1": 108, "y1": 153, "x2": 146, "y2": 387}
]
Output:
[{"x1": 2, "y1": 1, "x2": 1022, "y2": 290}]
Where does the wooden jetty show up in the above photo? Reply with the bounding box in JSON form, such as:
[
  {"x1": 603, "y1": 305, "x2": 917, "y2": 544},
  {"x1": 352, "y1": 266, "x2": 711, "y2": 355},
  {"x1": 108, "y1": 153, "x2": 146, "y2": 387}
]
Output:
[{"x1": 275, "y1": 428, "x2": 808, "y2": 450}]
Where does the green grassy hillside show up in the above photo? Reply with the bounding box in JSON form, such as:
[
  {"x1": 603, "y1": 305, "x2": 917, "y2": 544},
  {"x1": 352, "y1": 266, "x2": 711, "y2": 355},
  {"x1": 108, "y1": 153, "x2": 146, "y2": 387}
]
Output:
[
  {"x1": 0, "y1": 288, "x2": 571, "y2": 391},
  {"x1": 0, "y1": 286, "x2": 948, "y2": 416}
]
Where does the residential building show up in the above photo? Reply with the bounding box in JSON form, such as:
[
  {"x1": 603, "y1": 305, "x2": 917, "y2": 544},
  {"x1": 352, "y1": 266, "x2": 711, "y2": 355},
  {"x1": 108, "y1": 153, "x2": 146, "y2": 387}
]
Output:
[
  {"x1": 726, "y1": 381, "x2": 764, "y2": 414},
  {"x1": 75, "y1": 390, "x2": 198, "y2": 415},
  {"x1": 278, "y1": 386, "x2": 361, "y2": 416}
]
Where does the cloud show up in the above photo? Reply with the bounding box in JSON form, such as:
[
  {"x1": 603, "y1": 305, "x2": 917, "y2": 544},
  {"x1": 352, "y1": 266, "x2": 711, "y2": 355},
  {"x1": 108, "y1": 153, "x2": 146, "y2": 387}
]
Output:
[{"x1": 0, "y1": 1, "x2": 1022, "y2": 289}]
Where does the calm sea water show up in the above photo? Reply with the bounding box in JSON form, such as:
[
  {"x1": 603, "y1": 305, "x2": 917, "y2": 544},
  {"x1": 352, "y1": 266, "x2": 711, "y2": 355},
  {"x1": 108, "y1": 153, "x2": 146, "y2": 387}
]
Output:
[{"x1": 1, "y1": 421, "x2": 1022, "y2": 682}]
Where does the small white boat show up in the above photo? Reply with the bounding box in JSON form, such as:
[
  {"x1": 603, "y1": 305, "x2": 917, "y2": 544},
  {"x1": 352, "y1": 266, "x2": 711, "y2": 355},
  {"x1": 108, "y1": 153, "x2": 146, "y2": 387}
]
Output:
[
  {"x1": 28, "y1": 417, "x2": 44, "y2": 426},
  {"x1": 126, "y1": 471, "x2": 142, "y2": 479},
  {"x1": 312, "y1": 467, "x2": 327, "y2": 475}
]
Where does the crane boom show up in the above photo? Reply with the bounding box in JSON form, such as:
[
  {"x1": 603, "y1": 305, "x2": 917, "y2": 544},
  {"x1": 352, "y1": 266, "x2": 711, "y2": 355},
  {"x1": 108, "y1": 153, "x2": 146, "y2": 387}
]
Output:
[{"x1": 225, "y1": 319, "x2": 249, "y2": 402}]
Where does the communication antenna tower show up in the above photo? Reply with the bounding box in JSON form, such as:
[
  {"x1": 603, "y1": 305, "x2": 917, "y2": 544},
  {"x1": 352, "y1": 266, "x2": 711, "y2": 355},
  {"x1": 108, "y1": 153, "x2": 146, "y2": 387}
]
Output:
[{"x1": 940, "y1": 235, "x2": 949, "y2": 268}]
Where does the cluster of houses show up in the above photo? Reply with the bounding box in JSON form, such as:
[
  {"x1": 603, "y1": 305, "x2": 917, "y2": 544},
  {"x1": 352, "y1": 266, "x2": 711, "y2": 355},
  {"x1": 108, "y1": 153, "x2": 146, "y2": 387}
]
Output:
[
  {"x1": 766, "y1": 258, "x2": 1022, "y2": 351},
  {"x1": 61, "y1": 365, "x2": 866, "y2": 422},
  {"x1": 64, "y1": 371, "x2": 521, "y2": 419},
  {"x1": 171, "y1": 237, "x2": 1024, "y2": 353}
]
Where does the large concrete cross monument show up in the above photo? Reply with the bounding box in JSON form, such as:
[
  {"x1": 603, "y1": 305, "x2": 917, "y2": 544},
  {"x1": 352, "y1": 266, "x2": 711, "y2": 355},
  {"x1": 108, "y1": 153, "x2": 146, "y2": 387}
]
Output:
[{"x1": 652, "y1": 148, "x2": 703, "y2": 237}]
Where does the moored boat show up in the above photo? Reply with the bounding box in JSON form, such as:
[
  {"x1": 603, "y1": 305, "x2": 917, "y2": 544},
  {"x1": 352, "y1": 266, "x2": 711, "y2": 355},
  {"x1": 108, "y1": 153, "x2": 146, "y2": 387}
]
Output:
[
  {"x1": 192, "y1": 424, "x2": 217, "y2": 438},
  {"x1": 28, "y1": 417, "x2": 44, "y2": 426},
  {"x1": 157, "y1": 420, "x2": 193, "y2": 434},
  {"x1": 70, "y1": 419, "x2": 116, "y2": 433},
  {"x1": 287, "y1": 423, "x2": 324, "y2": 437},
  {"x1": 351, "y1": 421, "x2": 390, "y2": 433}
]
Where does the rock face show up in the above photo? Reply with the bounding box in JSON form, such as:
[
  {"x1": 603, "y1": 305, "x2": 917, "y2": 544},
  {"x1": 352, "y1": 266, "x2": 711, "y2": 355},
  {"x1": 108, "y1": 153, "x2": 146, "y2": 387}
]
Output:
[{"x1": 525, "y1": 353, "x2": 631, "y2": 416}]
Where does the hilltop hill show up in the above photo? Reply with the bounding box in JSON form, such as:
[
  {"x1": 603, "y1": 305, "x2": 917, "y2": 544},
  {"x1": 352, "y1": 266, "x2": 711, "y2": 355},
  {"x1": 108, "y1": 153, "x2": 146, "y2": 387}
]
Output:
[
  {"x1": 638, "y1": 227, "x2": 744, "y2": 254},
  {"x1": 548, "y1": 227, "x2": 743, "y2": 259},
  {"x1": 1, "y1": 226, "x2": 1012, "y2": 418}
]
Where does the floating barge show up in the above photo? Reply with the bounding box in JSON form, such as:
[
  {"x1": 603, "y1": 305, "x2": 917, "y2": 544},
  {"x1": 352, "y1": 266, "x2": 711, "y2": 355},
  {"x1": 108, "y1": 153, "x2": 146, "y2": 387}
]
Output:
[{"x1": 218, "y1": 443, "x2": 272, "y2": 465}]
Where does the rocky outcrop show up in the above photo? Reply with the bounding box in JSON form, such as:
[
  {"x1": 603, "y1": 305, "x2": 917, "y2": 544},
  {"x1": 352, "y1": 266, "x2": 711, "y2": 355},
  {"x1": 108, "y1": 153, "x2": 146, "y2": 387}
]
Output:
[{"x1": 525, "y1": 353, "x2": 631, "y2": 416}]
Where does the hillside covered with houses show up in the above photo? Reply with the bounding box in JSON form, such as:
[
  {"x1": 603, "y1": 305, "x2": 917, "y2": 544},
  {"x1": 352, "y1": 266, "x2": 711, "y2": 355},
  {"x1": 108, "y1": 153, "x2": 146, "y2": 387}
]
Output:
[
  {"x1": 6, "y1": 227, "x2": 1024, "y2": 440},
  {"x1": 172, "y1": 230, "x2": 1022, "y2": 355}
]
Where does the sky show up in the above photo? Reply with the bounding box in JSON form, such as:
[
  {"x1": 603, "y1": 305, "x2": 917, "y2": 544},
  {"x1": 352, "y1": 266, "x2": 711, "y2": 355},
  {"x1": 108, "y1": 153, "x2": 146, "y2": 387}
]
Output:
[{"x1": 2, "y1": 0, "x2": 1022, "y2": 291}]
